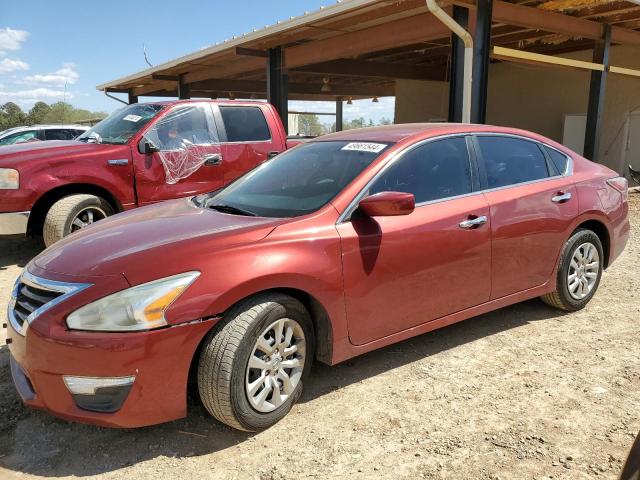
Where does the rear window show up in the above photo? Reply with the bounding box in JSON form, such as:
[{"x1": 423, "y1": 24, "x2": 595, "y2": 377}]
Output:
[
  {"x1": 220, "y1": 106, "x2": 271, "y2": 142},
  {"x1": 544, "y1": 146, "x2": 569, "y2": 174},
  {"x1": 477, "y1": 136, "x2": 550, "y2": 189}
]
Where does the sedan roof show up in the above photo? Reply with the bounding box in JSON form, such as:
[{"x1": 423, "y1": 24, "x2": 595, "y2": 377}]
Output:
[{"x1": 314, "y1": 123, "x2": 542, "y2": 144}]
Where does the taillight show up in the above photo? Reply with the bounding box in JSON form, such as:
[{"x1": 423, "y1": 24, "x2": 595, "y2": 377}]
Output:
[{"x1": 607, "y1": 176, "x2": 629, "y2": 201}]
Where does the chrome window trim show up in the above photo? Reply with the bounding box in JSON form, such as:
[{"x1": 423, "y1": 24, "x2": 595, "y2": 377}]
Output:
[
  {"x1": 219, "y1": 139, "x2": 274, "y2": 145},
  {"x1": 337, "y1": 131, "x2": 574, "y2": 224},
  {"x1": 8, "y1": 271, "x2": 92, "y2": 337}
]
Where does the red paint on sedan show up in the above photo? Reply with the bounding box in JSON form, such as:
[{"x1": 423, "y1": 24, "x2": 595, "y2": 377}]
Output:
[{"x1": 6, "y1": 123, "x2": 629, "y2": 430}]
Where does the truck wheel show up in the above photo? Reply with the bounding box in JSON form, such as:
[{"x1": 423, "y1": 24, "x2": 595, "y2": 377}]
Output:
[
  {"x1": 43, "y1": 194, "x2": 113, "y2": 247},
  {"x1": 541, "y1": 229, "x2": 604, "y2": 311},
  {"x1": 197, "y1": 293, "x2": 314, "y2": 431}
]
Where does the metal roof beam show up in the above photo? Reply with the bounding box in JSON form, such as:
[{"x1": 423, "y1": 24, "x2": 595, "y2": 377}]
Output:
[
  {"x1": 184, "y1": 78, "x2": 395, "y2": 97},
  {"x1": 293, "y1": 59, "x2": 447, "y2": 81},
  {"x1": 284, "y1": 12, "x2": 451, "y2": 69},
  {"x1": 452, "y1": 0, "x2": 640, "y2": 45}
]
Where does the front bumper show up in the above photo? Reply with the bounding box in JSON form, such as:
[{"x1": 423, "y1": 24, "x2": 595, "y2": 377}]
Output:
[
  {"x1": 0, "y1": 211, "x2": 30, "y2": 235},
  {"x1": 6, "y1": 314, "x2": 218, "y2": 428}
]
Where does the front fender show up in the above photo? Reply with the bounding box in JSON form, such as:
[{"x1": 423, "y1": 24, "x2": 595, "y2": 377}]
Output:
[{"x1": 164, "y1": 229, "x2": 348, "y2": 349}]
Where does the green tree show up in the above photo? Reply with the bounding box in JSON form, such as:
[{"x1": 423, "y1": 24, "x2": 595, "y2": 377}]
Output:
[
  {"x1": 27, "y1": 102, "x2": 52, "y2": 125},
  {"x1": 296, "y1": 114, "x2": 329, "y2": 136},
  {"x1": 0, "y1": 102, "x2": 27, "y2": 130},
  {"x1": 42, "y1": 102, "x2": 107, "y2": 124},
  {"x1": 344, "y1": 117, "x2": 366, "y2": 130}
]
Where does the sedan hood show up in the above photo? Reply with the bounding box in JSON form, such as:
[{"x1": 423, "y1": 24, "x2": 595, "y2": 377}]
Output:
[
  {"x1": 0, "y1": 141, "x2": 129, "y2": 169},
  {"x1": 33, "y1": 198, "x2": 285, "y2": 280}
]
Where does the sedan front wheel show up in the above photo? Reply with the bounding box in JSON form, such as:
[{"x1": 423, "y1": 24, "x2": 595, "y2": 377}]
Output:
[{"x1": 197, "y1": 293, "x2": 314, "y2": 431}]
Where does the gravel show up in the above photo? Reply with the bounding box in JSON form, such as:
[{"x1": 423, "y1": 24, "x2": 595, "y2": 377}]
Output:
[{"x1": 0, "y1": 194, "x2": 639, "y2": 479}]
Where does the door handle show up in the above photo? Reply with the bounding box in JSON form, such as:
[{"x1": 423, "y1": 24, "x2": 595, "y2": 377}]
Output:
[
  {"x1": 203, "y1": 153, "x2": 222, "y2": 166},
  {"x1": 267, "y1": 151, "x2": 280, "y2": 159},
  {"x1": 107, "y1": 159, "x2": 129, "y2": 166},
  {"x1": 459, "y1": 215, "x2": 488, "y2": 229},
  {"x1": 551, "y1": 192, "x2": 572, "y2": 203}
]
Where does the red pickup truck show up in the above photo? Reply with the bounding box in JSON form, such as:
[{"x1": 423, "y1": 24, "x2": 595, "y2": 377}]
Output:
[{"x1": 0, "y1": 100, "x2": 299, "y2": 246}]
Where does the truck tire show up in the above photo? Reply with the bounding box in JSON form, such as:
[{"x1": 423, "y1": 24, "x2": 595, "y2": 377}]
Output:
[
  {"x1": 197, "y1": 293, "x2": 314, "y2": 431},
  {"x1": 43, "y1": 194, "x2": 113, "y2": 247},
  {"x1": 541, "y1": 229, "x2": 604, "y2": 311}
]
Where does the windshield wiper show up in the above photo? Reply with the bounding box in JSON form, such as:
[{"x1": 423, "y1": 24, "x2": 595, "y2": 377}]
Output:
[{"x1": 209, "y1": 204, "x2": 257, "y2": 216}]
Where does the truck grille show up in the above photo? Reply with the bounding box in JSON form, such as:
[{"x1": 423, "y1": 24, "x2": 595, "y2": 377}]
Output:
[{"x1": 8, "y1": 271, "x2": 92, "y2": 336}]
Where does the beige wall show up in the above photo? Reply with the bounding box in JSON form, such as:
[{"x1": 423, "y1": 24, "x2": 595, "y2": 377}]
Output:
[
  {"x1": 394, "y1": 79, "x2": 449, "y2": 123},
  {"x1": 393, "y1": 45, "x2": 640, "y2": 174}
]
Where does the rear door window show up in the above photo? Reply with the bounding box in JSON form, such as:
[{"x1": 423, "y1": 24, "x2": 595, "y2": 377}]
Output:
[
  {"x1": 44, "y1": 129, "x2": 77, "y2": 140},
  {"x1": 219, "y1": 106, "x2": 271, "y2": 142},
  {"x1": 369, "y1": 137, "x2": 473, "y2": 203},
  {"x1": 476, "y1": 136, "x2": 550, "y2": 189},
  {"x1": 544, "y1": 146, "x2": 570, "y2": 174}
]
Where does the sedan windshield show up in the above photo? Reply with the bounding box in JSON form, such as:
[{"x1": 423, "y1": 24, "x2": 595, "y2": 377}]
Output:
[
  {"x1": 203, "y1": 140, "x2": 391, "y2": 218},
  {"x1": 77, "y1": 103, "x2": 165, "y2": 145}
]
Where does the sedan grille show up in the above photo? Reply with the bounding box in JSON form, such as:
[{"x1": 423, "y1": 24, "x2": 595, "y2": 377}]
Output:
[
  {"x1": 8, "y1": 271, "x2": 92, "y2": 336},
  {"x1": 12, "y1": 283, "x2": 63, "y2": 328}
]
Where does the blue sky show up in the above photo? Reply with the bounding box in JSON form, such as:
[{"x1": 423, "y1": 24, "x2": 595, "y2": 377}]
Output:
[{"x1": 1, "y1": 1, "x2": 394, "y2": 122}]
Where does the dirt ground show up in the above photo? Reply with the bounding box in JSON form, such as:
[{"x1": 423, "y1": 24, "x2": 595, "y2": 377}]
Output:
[{"x1": 0, "y1": 195, "x2": 639, "y2": 480}]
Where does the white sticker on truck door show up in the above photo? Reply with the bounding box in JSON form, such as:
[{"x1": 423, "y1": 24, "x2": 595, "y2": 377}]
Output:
[{"x1": 341, "y1": 142, "x2": 387, "y2": 153}]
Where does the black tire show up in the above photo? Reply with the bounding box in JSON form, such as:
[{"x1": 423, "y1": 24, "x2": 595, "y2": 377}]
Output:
[
  {"x1": 197, "y1": 293, "x2": 314, "y2": 431},
  {"x1": 43, "y1": 194, "x2": 113, "y2": 247},
  {"x1": 541, "y1": 229, "x2": 604, "y2": 311}
]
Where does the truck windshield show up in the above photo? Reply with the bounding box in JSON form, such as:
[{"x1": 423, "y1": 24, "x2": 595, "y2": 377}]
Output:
[
  {"x1": 203, "y1": 140, "x2": 391, "y2": 218},
  {"x1": 77, "y1": 104, "x2": 165, "y2": 145}
]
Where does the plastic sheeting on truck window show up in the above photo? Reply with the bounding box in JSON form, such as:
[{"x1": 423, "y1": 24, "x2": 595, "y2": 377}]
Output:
[{"x1": 142, "y1": 104, "x2": 220, "y2": 184}]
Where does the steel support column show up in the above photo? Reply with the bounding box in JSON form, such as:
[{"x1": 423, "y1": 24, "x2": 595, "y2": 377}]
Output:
[
  {"x1": 268, "y1": 46, "x2": 289, "y2": 133},
  {"x1": 448, "y1": 6, "x2": 469, "y2": 123},
  {"x1": 336, "y1": 97, "x2": 344, "y2": 132},
  {"x1": 127, "y1": 90, "x2": 138, "y2": 104},
  {"x1": 472, "y1": 0, "x2": 492, "y2": 124},
  {"x1": 178, "y1": 75, "x2": 191, "y2": 99},
  {"x1": 584, "y1": 24, "x2": 612, "y2": 162}
]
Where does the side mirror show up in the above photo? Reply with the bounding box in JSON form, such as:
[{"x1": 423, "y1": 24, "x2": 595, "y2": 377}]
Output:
[
  {"x1": 138, "y1": 139, "x2": 160, "y2": 155},
  {"x1": 358, "y1": 191, "x2": 415, "y2": 217}
]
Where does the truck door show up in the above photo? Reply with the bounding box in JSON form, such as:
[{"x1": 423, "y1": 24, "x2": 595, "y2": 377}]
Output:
[
  {"x1": 133, "y1": 103, "x2": 224, "y2": 205},
  {"x1": 214, "y1": 105, "x2": 285, "y2": 185}
]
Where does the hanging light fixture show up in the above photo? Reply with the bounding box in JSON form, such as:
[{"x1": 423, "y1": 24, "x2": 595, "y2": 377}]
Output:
[
  {"x1": 321, "y1": 77, "x2": 332, "y2": 93},
  {"x1": 347, "y1": 96, "x2": 353, "y2": 105},
  {"x1": 372, "y1": 96, "x2": 379, "y2": 103}
]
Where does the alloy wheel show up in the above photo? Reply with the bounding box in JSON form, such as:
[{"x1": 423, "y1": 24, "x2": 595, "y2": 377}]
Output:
[
  {"x1": 567, "y1": 241, "x2": 600, "y2": 300},
  {"x1": 245, "y1": 318, "x2": 306, "y2": 413},
  {"x1": 70, "y1": 206, "x2": 107, "y2": 232}
]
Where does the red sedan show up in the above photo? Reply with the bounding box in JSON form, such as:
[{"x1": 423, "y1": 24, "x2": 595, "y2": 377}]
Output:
[{"x1": 6, "y1": 124, "x2": 630, "y2": 431}]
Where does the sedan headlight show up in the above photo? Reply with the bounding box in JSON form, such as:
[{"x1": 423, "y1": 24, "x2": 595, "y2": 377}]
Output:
[
  {"x1": 67, "y1": 272, "x2": 200, "y2": 332},
  {"x1": 0, "y1": 169, "x2": 19, "y2": 189}
]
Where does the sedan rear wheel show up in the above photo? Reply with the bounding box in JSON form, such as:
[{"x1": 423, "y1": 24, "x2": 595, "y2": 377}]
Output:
[
  {"x1": 197, "y1": 293, "x2": 314, "y2": 431},
  {"x1": 541, "y1": 229, "x2": 604, "y2": 311}
]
